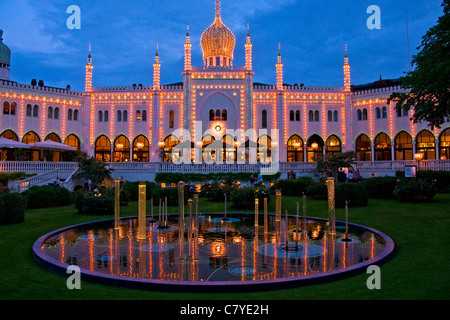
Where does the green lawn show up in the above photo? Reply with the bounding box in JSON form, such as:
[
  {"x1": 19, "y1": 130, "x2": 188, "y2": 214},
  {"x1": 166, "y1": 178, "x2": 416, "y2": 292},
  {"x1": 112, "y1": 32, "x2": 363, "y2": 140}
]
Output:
[{"x1": 0, "y1": 194, "x2": 449, "y2": 300}]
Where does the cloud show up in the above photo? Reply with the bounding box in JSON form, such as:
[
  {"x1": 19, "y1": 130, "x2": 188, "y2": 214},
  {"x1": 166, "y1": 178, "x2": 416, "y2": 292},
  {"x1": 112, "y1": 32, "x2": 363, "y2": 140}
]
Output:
[{"x1": 0, "y1": 0, "x2": 68, "y2": 54}]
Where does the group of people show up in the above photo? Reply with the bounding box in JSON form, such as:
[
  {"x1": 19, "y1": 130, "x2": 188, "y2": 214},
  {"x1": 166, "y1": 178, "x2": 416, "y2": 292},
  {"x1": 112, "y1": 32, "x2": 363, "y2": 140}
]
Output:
[
  {"x1": 338, "y1": 169, "x2": 362, "y2": 183},
  {"x1": 249, "y1": 171, "x2": 263, "y2": 186}
]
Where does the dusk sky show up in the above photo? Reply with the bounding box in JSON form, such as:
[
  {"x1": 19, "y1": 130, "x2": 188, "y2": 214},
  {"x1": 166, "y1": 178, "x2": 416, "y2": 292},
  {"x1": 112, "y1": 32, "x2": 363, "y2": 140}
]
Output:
[{"x1": 0, "y1": 0, "x2": 445, "y2": 92}]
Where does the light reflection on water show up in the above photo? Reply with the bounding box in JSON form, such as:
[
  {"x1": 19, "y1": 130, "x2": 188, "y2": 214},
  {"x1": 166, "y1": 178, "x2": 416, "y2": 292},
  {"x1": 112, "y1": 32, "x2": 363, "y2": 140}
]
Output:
[{"x1": 40, "y1": 214, "x2": 386, "y2": 282}]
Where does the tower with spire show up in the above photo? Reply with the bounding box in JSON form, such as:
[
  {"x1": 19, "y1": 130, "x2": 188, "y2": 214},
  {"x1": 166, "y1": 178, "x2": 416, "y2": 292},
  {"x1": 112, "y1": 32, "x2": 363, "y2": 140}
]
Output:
[
  {"x1": 153, "y1": 43, "x2": 161, "y2": 91},
  {"x1": 245, "y1": 24, "x2": 253, "y2": 71},
  {"x1": 344, "y1": 44, "x2": 351, "y2": 92},
  {"x1": 276, "y1": 43, "x2": 284, "y2": 91},
  {"x1": 85, "y1": 44, "x2": 93, "y2": 93}
]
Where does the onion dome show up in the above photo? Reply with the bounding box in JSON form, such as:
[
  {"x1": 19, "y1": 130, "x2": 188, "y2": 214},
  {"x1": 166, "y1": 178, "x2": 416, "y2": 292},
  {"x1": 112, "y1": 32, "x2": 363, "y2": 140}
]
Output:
[
  {"x1": 200, "y1": 1, "x2": 236, "y2": 61},
  {"x1": 0, "y1": 30, "x2": 11, "y2": 66}
]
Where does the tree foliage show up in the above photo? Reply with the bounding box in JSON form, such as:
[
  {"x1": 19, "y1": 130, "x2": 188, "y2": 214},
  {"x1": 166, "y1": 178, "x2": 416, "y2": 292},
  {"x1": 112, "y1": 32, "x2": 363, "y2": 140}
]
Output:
[
  {"x1": 74, "y1": 152, "x2": 113, "y2": 188},
  {"x1": 388, "y1": 1, "x2": 450, "y2": 129},
  {"x1": 315, "y1": 151, "x2": 356, "y2": 179}
]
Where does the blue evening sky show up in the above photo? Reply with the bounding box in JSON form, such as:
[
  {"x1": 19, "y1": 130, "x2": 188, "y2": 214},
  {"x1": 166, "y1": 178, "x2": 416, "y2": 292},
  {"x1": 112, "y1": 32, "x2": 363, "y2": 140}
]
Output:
[{"x1": 0, "y1": 0, "x2": 445, "y2": 92}]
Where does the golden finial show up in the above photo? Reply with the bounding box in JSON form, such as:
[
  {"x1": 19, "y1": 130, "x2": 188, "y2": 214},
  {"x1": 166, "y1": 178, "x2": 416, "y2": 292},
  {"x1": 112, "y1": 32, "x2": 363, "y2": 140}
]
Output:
[{"x1": 216, "y1": 1, "x2": 221, "y2": 18}]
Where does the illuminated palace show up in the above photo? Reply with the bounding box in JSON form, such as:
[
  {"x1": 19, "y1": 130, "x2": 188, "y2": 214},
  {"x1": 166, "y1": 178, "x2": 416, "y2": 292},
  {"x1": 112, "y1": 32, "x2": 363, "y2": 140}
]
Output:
[{"x1": 1, "y1": 2, "x2": 450, "y2": 175}]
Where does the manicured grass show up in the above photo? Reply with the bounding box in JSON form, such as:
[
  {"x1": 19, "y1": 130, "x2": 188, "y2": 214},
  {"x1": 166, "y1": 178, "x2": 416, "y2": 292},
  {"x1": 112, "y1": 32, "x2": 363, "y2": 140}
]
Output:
[{"x1": 0, "y1": 194, "x2": 449, "y2": 300}]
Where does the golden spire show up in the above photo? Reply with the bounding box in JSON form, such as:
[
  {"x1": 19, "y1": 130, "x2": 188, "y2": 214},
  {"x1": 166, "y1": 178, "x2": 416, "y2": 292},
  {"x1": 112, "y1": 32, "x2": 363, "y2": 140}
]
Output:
[{"x1": 216, "y1": 1, "x2": 221, "y2": 18}]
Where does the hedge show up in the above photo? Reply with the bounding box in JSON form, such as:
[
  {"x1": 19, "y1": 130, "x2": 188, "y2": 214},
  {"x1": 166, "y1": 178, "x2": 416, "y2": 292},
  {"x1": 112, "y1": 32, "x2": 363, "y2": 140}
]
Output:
[
  {"x1": 335, "y1": 183, "x2": 369, "y2": 208},
  {"x1": 417, "y1": 170, "x2": 450, "y2": 193},
  {"x1": 154, "y1": 172, "x2": 281, "y2": 184},
  {"x1": 272, "y1": 177, "x2": 314, "y2": 196},
  {"x1": 361, "y1": 177, "x2": 400, "y2": 199},
  {"x1": 22, "y1": 185, "x2": 73, "y2": 209},
  {"x1": 0, "y1": 193, "x2": 25, "y2": 225},
  {"x1": 306, "y1": 182, "x2": 328, "y2": 200},
  {"x1": 393, "y1": 180, "x2": 436, "y2": 203},
  {"x1": 73, "y1": 191, "x2": 115, "y2": 215},
  {"x1": 229, "y1": 186, "x2": 271, "y2": 210}
]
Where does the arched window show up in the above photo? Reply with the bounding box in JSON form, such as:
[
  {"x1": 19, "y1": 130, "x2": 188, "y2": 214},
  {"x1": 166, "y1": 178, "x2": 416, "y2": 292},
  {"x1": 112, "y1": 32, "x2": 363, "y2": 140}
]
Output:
[
  {"x1": 73, "y1": 109, "x2": 79, "y2": 121},
  {"x1": 209, "y1": 110, "x2": 215, "y2": 121},
  {"x1": 103, "y1": 110, "x2": 108, "y2": 122},
  {"x1": 1, "y1": 130, "x2": 19, "y2": 141},
  {"x1": 363, "y1": 109, "x2": 368, "y2": 121},
  {"x1": 262, "y1": 109, "x2": 267, "y2": 129},
  {"x1": 326, "y1": 135, "x2": 342, "y2": 157},
  {"x1": 53, "y1": 107, "x2": 60, "y2": 120},
  {"x1": 22, "y1": 131, "x2": 40, "y2": 161},
  {"x1": 307, "y1": 135, "x2": 324, "y2": 162},
  {"x1": 309, "y1": 110, "x2": 314, "y2": 122},
  {"x1": 98, "y1": 110, "x2": 103, "y2": 122},
  {"x1": 133, "y1": 135, "x2": 149, "y2": 162},
  {"x1": 328, "y1": 110, "x2": 333, "y2": 122},
  {"x1": 113, "y1": 135, "x2": 130, "y2": 162},
  {"x1": 439, "y1": 128, "x2": 450, "y2": 160},
  {"x1": 296, "y1": 110, "x2": 301, "y2": 121},
  {"x1": 117, "y1": 110, "x2": 122, "y2": 122},
  {"x1": 202, "y1": 135, "x2": 216, "y2": 163},
  {"x1": 123, "y1": 110, "x2": 128, "y2": 122},
  {"x1": 163, "y1": 135, "x2": 180, "y2": 162},
  {"x1": 287, "y1": 135, "x2": 304, "y2": 162},
  {"x1": 374, "y1": 133, "x2": 392, "y2": 161},
  {"x1": 68, "y1": 109, "x2": 73, "y2": 121},
  {"x1": 224, "y1": 135, "x2": 238, "y2": 163},
  {"x1": 222, "y1": 109, "x2": 227, "y2": 121},
  {"x1": 355, "y1": 134, "x2": 371, "y2": 161},
  {"x1": 48, "y1": 106, "x2": 53, "y2": 119},
  {"x1": 216, "y1": 109, "x2": 221, "y2": 120},
  {"x1": 382, "y1": 106, "x2": 387, "y2": 119},
  {"x1": 10, "y1": 102, "x2": 16, "y2": 115},
  {"x1": 26, "y1": 104, "x2": 32, "y2": 117},
  {"x1": 169, "y1": 110, "x2": 175, "y2": 129},
  {"x1": 95, "y1": 135, "x2": 111, "y2": 162},
  {"x1": 136, "y1": 110, "x2": 142, "y2": 122},
  {"x1": 416, "y1": 130, "x2": 436, "y2": 160},
  {"x1": 2, "y1": 101, "x2": 9, "y2": 114},
  {"x1": 314, "y1": 110, "x2": 320, "y2": 122},
  {"x1": 45, "y1": 133, "x2": 61, "y2": 143},
  {"x1": 395, "y1": 131, "x2": 413, "y2": 160},
  {"x1": 33, "y1": 105, "x2": 39, "y2": 117},
  {"x1": 64, "y1": 134, "x2": 80, "y2": 151},
  {"x1": 290, "y1": 110, "x2": 295, "y2": 121},
  {"x1": 397, "y1": 108, "x2": 402, "y2": 118},
  {"x1": 257, "y1": 135, "x2": 271, "y2": 163},
  {"x1": 357, "y1": 109, "x2": 362, "y2": 121},
  {"x1": 142, "y1": 110, "x2": 147, "y2": 122},
  {"x1": 333, "y1": 111, "x2": 338, "y2": 122},
  {"x1": 376, "y1": 107, "x2": 381, "y2": 119}
]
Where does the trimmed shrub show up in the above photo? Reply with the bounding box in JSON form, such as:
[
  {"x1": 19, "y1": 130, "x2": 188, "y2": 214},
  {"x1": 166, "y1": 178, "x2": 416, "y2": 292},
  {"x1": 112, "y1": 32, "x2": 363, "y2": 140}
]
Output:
[
  {"x1": 229, "y1": 186, "x2": 271, "y2": 210},
  {"x1": 201, "y1": 182, "x2": 235, "y2": 202},
  {"x1": 361, "y1": 177, "x2": 401, "y2": 199},
  {"x1": 335, "y1": 183, "x2": 369, "y2": 208},
  {"x1": 0, "y1": 193, "x2": 26, "y2": 225},
  {"x1": 417, "y1": 170, "x2": 450, "y2": 193},
  {"x1": 22, "y1": 185, "x2": 73, "y2": 209},
  {"x1": 74, "y1": 191, "x2": 114, "y2": 215},
  {"x1": 306, "y1": 182, "x2": 328, "y2": 200},
  {"x1": 393, "y1": 180, "x2": 436, "y2": 203},
  {"x1": 272, "y1": 177, "x2": 314, "y2": 196}
]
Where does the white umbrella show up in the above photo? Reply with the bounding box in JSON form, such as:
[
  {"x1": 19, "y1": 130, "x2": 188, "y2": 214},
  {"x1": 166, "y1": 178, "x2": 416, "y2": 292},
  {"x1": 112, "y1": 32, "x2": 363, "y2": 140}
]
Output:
[
  {"x1": 30, "y1": 140, "x2": 75, "y2": 151},
  {"x1": 0, "y1": 137, "x2": 31, "y2": 149}
]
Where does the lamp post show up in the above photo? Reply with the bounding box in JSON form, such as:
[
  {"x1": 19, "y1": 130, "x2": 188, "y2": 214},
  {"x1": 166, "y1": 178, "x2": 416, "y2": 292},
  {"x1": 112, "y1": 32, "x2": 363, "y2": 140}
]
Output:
[{"x1": 414, "y1": 153, "x2": 424, "y2": 179}]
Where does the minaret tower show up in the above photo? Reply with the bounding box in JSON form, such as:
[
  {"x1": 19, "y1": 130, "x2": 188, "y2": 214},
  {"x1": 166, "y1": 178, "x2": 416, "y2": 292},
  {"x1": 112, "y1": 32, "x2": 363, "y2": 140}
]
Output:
[
  {"x1": 343, "y1": 44, "x2": 353, "y2": 152},
  {"x1": 184, "y1": 25, "x2": 192, "y2": 71},
  {"x1": 276, "y1": 43, "x2": 284, "y2": 91},
  {"x1": 344, "y1": 44, "x2": 351, "y2": 92},
  {"x1": 153, "y1": 43, "x2": 161, "y2": 91},
  {"x1": 245, "y1": 24, "x2": 253, "y2": 71},
  {"x1": 85, "y1": 44, "x2": 93, "y2": 92}
]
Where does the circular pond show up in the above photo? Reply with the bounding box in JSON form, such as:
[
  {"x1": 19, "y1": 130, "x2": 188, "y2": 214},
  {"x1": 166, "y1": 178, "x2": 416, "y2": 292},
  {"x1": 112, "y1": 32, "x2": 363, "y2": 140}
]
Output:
[{"x1": 33, "y1": 213, "x2": 394, "y2": 292}]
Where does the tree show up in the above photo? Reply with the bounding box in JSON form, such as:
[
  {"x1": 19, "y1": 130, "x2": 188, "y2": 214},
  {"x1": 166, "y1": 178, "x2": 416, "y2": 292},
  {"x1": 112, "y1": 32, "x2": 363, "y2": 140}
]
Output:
[
  {"x1": 387, "y1": 1, "x2": 450, "y2": 129},
  {"x1": 74, "y1": 152, "x2": 113, "y2": 188},
  {"x1": 315, "y1": 151, "x2": 356, "y2": 180}
]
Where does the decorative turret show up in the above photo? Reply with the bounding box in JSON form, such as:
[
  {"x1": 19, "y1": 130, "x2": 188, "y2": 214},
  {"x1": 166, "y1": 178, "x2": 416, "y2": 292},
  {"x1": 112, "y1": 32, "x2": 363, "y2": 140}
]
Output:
[
  {"x1": 153, "y1": 43, "x2": 161, "y2": 90},
  {"x1": 245, "y1": 23, "x2": 253, "y2": 71},
  {"x1": 276, "y1": 43, "x2": 284, "y2": 91},
  {"x1": 184, "y1": 25, "x2": 192, "y2": 71},
  {"x1": 344, "y1": 44, "x2": 351, "y2": 92},
  {"x1": 0, "y1": 29, "x2": 11, "y2": 80},
  {"x1": 200, "y1": 1, "x2": 236, "y2": 67},
  {"x1": 85, "y1": 44, "x2": 93, "y2": 92}
]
